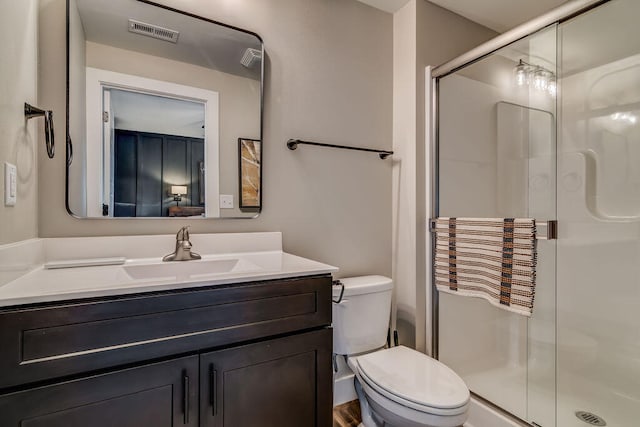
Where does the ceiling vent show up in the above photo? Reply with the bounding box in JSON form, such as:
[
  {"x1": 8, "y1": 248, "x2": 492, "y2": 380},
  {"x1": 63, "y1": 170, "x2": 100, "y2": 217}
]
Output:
[
  {"x1": 128, "y1": 19, "x2": 179, "y2": 44},
  {"x1": 241, "y1": 48, "x2": 262, "y2": 68}
]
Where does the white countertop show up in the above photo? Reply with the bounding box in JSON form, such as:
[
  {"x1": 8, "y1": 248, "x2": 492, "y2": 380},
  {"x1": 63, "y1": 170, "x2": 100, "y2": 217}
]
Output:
[{"x1": 0, "y1": 233, "x2": 338, "y2": 307}]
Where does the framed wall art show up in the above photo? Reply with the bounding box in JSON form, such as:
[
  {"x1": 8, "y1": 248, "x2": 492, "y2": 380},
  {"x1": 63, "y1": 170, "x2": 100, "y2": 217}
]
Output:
[{"x1": 238, "y1": 138, "x2": 261, "y2": 211}]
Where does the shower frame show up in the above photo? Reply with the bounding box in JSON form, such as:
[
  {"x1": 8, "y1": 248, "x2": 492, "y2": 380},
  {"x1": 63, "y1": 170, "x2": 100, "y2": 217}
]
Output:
[{"x1": 427, "y1": 0, "x2": 611, "y2": 424}]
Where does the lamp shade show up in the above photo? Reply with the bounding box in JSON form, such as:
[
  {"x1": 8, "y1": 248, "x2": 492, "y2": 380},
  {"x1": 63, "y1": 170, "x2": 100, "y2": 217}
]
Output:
[{"x1": 171, "y1": 185, "x2": 188, "y2": 195}]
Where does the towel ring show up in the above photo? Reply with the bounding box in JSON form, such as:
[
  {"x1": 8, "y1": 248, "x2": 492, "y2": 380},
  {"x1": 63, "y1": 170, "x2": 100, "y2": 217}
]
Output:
[{"x1": 24, "y1": 103, "x2": 55, "y2": 159}]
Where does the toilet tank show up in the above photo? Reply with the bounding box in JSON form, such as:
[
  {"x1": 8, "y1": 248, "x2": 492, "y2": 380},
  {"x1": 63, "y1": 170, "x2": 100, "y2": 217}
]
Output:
[{"x1": 332, "y1": 275, "x2": 393, "y2": 356}]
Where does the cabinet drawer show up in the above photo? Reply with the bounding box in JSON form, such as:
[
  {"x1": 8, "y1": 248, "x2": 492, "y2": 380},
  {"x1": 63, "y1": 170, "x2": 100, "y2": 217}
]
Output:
[{"x1": 0, "y1": 275, "x2": 331, "y2": 390}]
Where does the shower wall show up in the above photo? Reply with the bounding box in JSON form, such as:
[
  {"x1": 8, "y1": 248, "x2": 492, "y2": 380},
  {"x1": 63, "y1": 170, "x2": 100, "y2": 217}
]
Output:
[{"x1": 557, "y1": 0, "x2": 640, "y2": 425}]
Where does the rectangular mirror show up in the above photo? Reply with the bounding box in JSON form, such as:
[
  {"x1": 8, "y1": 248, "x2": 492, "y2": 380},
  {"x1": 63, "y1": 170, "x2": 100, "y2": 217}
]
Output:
[{"x1": 66, "y1": 0, "x2": 263, "y2": 218}]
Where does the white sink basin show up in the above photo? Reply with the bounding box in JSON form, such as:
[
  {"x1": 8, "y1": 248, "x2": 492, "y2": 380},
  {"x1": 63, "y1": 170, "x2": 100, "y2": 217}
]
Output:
[{"x1": 124, "y1": 258, "x2": 260, "y2": 280}]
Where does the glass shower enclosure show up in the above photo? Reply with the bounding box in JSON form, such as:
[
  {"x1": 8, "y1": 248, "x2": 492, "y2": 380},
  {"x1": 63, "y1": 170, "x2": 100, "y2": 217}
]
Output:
[{"x1": 434, "y1": 1, "x2": 640, "y2": 426}]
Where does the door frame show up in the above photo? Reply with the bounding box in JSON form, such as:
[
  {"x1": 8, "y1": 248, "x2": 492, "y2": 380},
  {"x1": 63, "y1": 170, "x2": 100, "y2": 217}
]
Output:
[{"x1": 85, "y1": 67, "x2": 220, "y2": 218}]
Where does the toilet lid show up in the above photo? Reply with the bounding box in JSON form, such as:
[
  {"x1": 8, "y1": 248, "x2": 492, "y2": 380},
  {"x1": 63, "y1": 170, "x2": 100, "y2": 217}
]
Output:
[{"x1": 356, "y1": 346, "x2": 469, "y2": 410}]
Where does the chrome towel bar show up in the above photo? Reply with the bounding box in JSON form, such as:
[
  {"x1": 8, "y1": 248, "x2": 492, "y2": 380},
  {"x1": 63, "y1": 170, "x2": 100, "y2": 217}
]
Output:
[{"x1": 429, "y1": 219, "x2": 558, "y2": 240}]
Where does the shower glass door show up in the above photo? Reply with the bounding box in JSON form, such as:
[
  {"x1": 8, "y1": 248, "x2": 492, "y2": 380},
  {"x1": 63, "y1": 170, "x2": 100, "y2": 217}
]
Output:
[
  {"x1": 437, "y1": 1, "x2": 640, "y2": 426},
  {"x1": 436, "y1": 25, "x2": 558, "y2": 427},
  {"x1": 557, "y1": 0, "x2": 640, "y2": 425}
]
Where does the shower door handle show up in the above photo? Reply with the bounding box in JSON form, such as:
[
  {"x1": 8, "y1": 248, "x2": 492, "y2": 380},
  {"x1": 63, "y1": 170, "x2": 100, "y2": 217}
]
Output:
[{"x1": 537, "y1": 220, "x2": 558, "y2": 240}]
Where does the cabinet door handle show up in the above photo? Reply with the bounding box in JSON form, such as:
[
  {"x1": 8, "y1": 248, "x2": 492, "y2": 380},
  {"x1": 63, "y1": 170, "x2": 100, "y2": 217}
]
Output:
[
  {"x1": 210, "y1": 365, "x2": 217, "y2": 416},
  {"x1": 183, "y1": 373, "x2": 190, "y2": 424}
]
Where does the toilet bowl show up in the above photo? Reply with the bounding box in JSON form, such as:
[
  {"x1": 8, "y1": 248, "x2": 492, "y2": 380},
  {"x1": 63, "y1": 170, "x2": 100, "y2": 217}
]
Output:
[
  {"x1": 332, "y1": 276, "x2": 469, "y2": 427},
  {"x1": 349, "y1": 346, "x2": 469, "y2": 427}
]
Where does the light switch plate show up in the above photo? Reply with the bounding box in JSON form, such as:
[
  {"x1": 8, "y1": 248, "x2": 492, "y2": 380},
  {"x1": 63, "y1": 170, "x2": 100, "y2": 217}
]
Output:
[
  {"x1": 4, "y1": 162, "x2": 17, "y2": 206},
  {"x1": 220, "y1": 194, "x2": 234, "y2": 209}
]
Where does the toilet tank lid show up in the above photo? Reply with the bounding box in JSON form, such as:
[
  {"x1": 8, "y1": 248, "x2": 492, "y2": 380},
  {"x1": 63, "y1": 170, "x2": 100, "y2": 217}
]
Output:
[{"x1": 333, "y1": 275, "x2": 392, "y2": 297}]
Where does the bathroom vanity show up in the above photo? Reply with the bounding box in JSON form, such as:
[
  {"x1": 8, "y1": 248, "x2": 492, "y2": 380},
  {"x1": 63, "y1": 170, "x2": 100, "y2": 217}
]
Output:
[{"x1": 0, "y1": 233, "x2": 337, "y2": 427}]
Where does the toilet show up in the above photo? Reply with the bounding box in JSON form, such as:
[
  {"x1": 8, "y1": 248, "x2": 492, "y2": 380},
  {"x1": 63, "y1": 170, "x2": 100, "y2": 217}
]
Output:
[{"x1": 332, "y1": 276, "x2": 470, "y2": 427}]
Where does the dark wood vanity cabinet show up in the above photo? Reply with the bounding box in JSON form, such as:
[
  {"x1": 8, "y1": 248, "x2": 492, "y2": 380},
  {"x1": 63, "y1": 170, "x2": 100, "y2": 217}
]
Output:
[{"x1": 0, "y1": 275, "x2": 333, "y2": 427}]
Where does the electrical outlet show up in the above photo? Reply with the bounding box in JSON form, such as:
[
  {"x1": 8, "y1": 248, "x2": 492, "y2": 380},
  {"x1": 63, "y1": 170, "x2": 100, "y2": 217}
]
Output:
[
  {"x1": 220, "y1": 194, "x2": 234, "y2": 209},
  {"x1": 4, "y1": 163, "x2": 17, "y2": 206}
]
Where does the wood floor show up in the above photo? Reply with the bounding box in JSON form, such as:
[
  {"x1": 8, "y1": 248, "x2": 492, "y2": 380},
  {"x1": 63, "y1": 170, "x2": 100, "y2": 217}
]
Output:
[
  {"x1": 333, "y1": 399, "x2": 362, "y2": 427},
  {"x1": 333, "y1": 399, "x2": 464, "y2": 427}
]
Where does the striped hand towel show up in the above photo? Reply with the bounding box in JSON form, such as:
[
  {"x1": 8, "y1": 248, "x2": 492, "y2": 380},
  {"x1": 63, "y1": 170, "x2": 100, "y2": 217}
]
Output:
[{"x1": 434, "y1": 218, "x2": 537, "y2": 317}]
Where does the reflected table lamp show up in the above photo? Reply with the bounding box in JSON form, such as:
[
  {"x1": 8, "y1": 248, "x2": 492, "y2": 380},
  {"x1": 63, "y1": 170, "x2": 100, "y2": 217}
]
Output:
[{"x1": 171, "y1": 185, "x2": 188, "y2": 206}]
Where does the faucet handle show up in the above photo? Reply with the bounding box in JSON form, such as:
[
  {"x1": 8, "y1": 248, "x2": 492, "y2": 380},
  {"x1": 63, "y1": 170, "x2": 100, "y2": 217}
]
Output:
[{"x1": 176, "y1": 226, "x2": 190, "y2": 241}]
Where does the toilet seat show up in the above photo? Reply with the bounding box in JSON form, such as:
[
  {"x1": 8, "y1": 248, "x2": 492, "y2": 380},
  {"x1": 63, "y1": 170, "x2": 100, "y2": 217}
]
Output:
[{"x1": 352, "y1": 346, "x2": 469, "y2": 416}]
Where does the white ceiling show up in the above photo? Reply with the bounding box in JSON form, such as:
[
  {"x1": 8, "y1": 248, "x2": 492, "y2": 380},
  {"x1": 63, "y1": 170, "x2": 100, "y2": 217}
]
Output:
[
  {"x1": 428, "y1": 0, "x2": 567, "y2": 33},
  {"x1": 76, "y1": 0, "x2": 262, "y2": 80},
  {"x1": 357, "y1": 0, "x2": 568, "y2": 33},
  {"x1": 357, "y1": 0, "x2": 412, "y2": 13},
  {"x1": 111, "y1": 89, "x2": 205, "y2": 138}
]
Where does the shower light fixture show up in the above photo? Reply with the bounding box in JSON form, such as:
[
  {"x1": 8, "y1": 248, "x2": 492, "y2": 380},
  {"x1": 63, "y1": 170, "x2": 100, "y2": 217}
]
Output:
[
  {"x1": 513, "y1": 59, "x2": 556, "y2": 96},
  {"x1": 533, "y1": 68, "x2": 549, "y2": 91},
  {"x1": 548, "y1": 77, "x2": 557, "y2": 97},
  {"x1": 514, "y1": 60, "x2": 528, "y2": 86},
  {"x1": 611, "y1": 112, "x2": 638, "y2": 124}
]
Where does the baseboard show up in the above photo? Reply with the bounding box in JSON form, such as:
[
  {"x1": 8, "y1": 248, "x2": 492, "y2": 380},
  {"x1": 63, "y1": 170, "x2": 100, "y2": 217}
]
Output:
[
  {"x1": 334, "y1": 371, "x2": 357, "y2": 406},
  {"x1": 464, "y1": 396, "x2": 530, "y2": 427}
]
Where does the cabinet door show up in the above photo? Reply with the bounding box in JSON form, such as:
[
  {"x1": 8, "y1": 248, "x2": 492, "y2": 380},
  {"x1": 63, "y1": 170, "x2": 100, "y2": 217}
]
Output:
[
  {"x1": 0, "y1": 355, "x2": 199, "y2": 427},
  {"x1": 200, "y1": 328, "x2": 333, "y2": 427}
]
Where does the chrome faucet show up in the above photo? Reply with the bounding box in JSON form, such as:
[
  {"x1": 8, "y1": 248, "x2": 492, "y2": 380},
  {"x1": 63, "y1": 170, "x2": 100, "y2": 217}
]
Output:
[{"x1": 163, "y1": 226, "x2": 201, "y2": 262}]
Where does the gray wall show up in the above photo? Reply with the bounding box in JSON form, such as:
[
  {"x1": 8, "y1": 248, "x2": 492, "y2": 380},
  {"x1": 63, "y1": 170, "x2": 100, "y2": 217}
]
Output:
[
  {"x1": 414, "y1": 1, "x2": 498, "y2": 349},
  {"x1": 37, "y1": 0, "x2": 393, "y2": 277},
  {"x1": 0, "y1": 0, "x2": 39, "y2": 244},
  {"x1": 392, "y1": 0, "x2": 497, "y2": 351}
]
